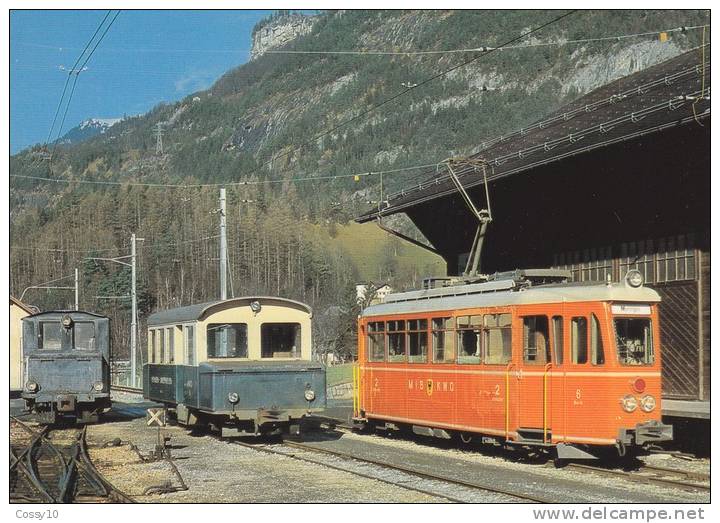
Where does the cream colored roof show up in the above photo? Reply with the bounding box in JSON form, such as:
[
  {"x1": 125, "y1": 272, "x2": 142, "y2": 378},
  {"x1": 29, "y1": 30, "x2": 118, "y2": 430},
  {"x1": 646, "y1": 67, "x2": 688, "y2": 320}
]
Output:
[
  {"x1": 362, "y1": 281, "x2": 660, "y2": 318},
  {"x1": 148, "y1": 296, "x2": 312, "y2": 326}
]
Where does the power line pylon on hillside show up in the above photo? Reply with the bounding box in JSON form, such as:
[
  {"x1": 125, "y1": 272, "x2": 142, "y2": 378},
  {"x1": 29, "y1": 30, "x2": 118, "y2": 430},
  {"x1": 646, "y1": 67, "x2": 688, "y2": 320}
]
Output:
[{"x1": 155, "y1": 123, "x2": 164, "y2": 155}]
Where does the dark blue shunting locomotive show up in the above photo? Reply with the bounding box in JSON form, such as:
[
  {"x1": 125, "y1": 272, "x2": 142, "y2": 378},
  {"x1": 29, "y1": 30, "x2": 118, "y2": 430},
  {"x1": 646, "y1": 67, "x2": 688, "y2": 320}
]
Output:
[
  {"x1": 143, "y1": 297, "x2": 326, "y2": 437},
  {"x1": 21, "y1": 311, "x2": 111, "y2": 423}
]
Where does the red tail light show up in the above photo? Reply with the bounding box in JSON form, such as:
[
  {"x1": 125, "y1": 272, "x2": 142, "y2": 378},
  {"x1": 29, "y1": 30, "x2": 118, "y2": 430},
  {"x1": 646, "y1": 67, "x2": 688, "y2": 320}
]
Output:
[{"x1": 632, "y1": 378, "x2": 646, "y2": 393}]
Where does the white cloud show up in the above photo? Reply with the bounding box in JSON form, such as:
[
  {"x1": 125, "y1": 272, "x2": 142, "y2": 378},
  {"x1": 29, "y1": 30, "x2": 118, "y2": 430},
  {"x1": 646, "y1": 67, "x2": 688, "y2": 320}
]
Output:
[{"x1": 174, "y1": 70, "x2": 216, "y2": 93}]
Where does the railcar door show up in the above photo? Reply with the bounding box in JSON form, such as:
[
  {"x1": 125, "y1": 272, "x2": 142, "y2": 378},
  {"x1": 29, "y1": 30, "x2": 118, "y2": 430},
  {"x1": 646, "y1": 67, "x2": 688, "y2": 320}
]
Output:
[{"x1": 516, "y1": 315, "x2": 553, "y2": 442}]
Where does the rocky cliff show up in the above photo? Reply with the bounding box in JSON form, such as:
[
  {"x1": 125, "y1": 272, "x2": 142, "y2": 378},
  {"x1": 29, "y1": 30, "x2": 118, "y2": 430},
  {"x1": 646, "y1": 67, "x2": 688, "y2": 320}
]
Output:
[{"x1": 251, "y1": 13, "x2": 316, "y2": 60}]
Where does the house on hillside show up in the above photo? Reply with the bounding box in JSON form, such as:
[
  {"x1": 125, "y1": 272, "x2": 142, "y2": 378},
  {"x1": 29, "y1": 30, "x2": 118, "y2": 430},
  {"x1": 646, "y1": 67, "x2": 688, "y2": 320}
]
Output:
[{"x1": 356, "y1": 282, "x2": 393, "y2": 305}]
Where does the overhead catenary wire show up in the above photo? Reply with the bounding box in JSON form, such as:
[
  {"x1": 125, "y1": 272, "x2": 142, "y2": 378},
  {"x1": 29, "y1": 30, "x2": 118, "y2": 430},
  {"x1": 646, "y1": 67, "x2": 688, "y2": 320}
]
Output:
[
  {"x1": 10, "y1": 162, "x2": 440, "y2": 189},
  {"x1": 17, "y1": 13, "x2": 704, "y2": 211},
  {"x1": 265, "y1": 24, "x2": 710, "y2": 56},
  {"x1": 21, "y1": 11, "x2": 685, "y2": 195},
  {"x1": 379, "y1": 49, "x2": 711, "y2": 202},
  {"x1": 11, "y1": 234, "x2": 220, "y2": 255},
  {"x1": 240, "y1": 10, "x2": 578, "y2": 184},
  {"x1": 17, "y1": 11, "x2": 573, "y2": 194},
  {"x1": 15, "y1": 23, "x2": 709, "y2": 57},
  {"x1": 44, "y1": 10, "x2": 112, "y2": 147},
  {"x1": 379, "y1": 92, "x2": 711, "y2": 209},
  {"x1": 50, "y1": 11, "x2": 121, "y2": 162}
]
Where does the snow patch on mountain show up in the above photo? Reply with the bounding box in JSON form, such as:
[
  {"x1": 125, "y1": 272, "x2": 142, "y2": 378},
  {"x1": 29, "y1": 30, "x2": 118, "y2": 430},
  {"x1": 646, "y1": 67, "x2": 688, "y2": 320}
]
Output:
[{"x1": 79, "y1": 118, "x2": 122, "y2": 130}]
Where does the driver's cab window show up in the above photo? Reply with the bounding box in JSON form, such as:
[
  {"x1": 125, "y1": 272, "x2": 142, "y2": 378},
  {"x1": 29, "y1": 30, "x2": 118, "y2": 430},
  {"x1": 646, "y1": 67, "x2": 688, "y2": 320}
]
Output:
[
  {"x1": 40, "y1": 322, "x2": 62, "y2": 350},
  {"x1": 615, "y1": 317, "x2": 654, "y2": 365},
  {"x1": 74, "y1": 322, "x2": 96, "y2": 350},
  {"x1": 261, "y1": 323, "x2": 301, "y2": 358},
  {"x1": 207, "y1": 323, "x2": 248, "y2": 358}
]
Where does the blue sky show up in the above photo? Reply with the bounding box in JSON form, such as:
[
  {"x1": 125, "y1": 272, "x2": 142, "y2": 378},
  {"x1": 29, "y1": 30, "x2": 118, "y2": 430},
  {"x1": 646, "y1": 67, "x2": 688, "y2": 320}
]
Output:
[{"x1": 10, "y1": 10, "x2": 280, "y2": 153}]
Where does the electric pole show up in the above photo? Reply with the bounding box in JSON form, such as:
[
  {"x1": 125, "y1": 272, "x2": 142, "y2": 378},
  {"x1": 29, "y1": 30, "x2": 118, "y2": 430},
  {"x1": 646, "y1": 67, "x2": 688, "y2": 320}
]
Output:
[
  {"x1": 85, "y1": 233, "x2": 143, "y2": 387},
  {"x1": 155, "y1": 123, "x2": 163, "y2": 155},
  {"x1": 130, "y1": 233, "x2": 146, "y2": 388},
  {"x1": 75, "y1": 268, "x2": 79, "y2": 310},
  {"x1": 219, "y1": 188, "x2": 227, "y2": 301}
]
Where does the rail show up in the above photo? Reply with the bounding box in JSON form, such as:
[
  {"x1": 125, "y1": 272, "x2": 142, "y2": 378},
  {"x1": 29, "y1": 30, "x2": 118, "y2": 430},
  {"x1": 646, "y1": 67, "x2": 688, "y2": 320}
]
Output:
[
  {"x1": 229, "y1": 437, "x2": 550, "y2": 503},
  {"x1": 110, "y1": 385, "x2": 143, "y2": 395},
  {"x1": 564, "y1": 463, "x2": 710, "y2": 493},
  {"x1": 10, "y1": 417, "x2": 134, "y2": 503}
]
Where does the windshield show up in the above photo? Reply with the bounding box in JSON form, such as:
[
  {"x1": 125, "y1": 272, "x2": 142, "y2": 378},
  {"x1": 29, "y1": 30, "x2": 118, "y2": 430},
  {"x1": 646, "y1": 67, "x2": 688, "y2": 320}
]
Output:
[
  {"x1": 40, "y1": 322, "x2": 62, "y2": 350},
  {"x1": 74, "y1": 322, "x2": 96, "y2": 350},
  {"x1": 207, "y1": 323, "x2": 248, "y2": 358},
  {"x1": 261, "y1": 323, "x2": 301, "y2": 358},
  {"x1": 614, "y1": 318, "x2": 654, "y2": 365}
]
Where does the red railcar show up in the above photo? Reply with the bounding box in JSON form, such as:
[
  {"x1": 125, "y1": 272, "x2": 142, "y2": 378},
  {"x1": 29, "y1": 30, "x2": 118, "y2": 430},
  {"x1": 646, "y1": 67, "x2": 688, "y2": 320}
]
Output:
[{"x1": 353, "y1": 270, "x2": 672, "y2": 459}]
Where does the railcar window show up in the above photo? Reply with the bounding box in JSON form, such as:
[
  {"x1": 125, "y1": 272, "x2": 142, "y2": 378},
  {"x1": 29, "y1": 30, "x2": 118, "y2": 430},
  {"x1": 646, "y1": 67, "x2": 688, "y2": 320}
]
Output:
[
  {"x1": 590, "y1": 313, "x2": 605, "y2": 365},
  {"x1": 432, "y1": 317, "x2": 455, "y2": 363},
  {"x1": 523, "y1": 316, "x2": 550, "y2": 365},
  {"x1": 159, "y1": 329, "x2": 166, "y2": 363},
  {"x1": 40, "y1": 322, "x2": 62, "y2": 350},
  {"x1": 387, "y1": 320, "x2": 406, "y2": 362},
  {"x1": 407, "y1": 319, "x2": 428, "y2": 363},
  {"x1": 149, "y1": 330, "x2": 155, "y2": 363},
  {"x1": 552, "y1": 316, "x2": 564, "y2": 366},
  {"x1": 208, "y1": 323, "x2": 248, "y2": 358},
  {"x1": 153, "y1": 330, "x2": 160, "y2": 363},
  {"x1": 484, "y1": 314, "x2": 512, "y2": 364},
  {"x1": 367, "y1": 322, "x2": 386, "y2": 362},
  {"x1": 457, "y1": 315, "x2": 482, "y2": 364},
  {"x1": 571, "y1": 317, "x2": 588, "y2": 364},
  {"x1": 167, "y1": 328, "x2": 175, "y2": 363},
  {"x1": 184, "y1": 326, "x2": 195, "y2": 366},
  {"x1": 74, "y1": 322, "x2": 96, "y2": 350},
  {"x1": 261, "y1": 323, "x2": 301, "y2": 358},
  {"x1": 614, "y1": 318, "x2": 654, "y2": 365}
]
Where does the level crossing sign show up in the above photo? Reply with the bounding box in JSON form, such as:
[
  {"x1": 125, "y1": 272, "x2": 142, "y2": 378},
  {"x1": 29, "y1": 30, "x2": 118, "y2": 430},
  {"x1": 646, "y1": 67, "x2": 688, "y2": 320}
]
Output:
[{"x1": 146, "y1": 408, "x2": 166, "y2": 427}]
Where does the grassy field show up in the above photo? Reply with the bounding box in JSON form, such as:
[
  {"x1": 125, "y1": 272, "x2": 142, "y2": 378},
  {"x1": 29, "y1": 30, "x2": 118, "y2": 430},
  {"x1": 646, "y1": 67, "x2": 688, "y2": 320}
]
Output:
[{"x1": 324, "y1": 221, "x2": 446, "y2": 282}]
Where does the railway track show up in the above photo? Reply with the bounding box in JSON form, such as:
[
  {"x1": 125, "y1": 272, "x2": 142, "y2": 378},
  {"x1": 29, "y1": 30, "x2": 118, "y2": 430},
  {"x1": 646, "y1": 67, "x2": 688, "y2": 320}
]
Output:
[
  {"x1": 324, "y1": 420, "x2": 710, "y2": 494},
  {"x1": 109, "y1": 385, "x2": 143, "y2": 395},
  {"x1": 10, "y1": 417, "x2": 134, "y2": 503},
  {"x1": 564, "y1": 463, "x2": 710, "y2": 493},
  {"x1": 229, "y1": 437, "x2": 551, "y2": 503}
]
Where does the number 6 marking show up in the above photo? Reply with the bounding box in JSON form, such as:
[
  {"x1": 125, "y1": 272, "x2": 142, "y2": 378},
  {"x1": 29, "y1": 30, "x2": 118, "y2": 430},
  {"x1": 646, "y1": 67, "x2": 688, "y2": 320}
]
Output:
[{"x1": 576, "y1": 389, "x2": 582, "y2": 400}]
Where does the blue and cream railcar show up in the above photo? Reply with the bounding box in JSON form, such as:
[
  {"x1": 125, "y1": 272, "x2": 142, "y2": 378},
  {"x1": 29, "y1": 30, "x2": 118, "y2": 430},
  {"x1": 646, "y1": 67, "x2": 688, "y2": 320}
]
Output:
[
  {"x1": 21, "y1": 311, "x2": 111, "y2": 424},
  {"x1": 143, "y1": 297, "x2": 326, "y2": 437}
]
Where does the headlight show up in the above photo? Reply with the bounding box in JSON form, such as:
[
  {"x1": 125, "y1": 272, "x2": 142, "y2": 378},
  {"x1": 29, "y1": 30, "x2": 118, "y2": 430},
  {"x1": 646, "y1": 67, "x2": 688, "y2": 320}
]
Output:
[
  {"x1": 25, "y1": 380, "x2": 39, "y2": 392},
  {"x1": 304, "y1": 389, "x2": 316, "y2": 402},
  {"x1": 640, "y1": 395, "x2": 656, "y2": 412},
  {"x1": 228, "y1": 392, "x2": 239, "y2": 404},
  {"x1": 621, "y1": 394, "x2": 638, "y2": 413},
  {"x1": 625, "y1": 269, "x2": 644, "y2": 288},
  {"x1": 93, "y1": 381, "x2": 104, "y2": 392}
]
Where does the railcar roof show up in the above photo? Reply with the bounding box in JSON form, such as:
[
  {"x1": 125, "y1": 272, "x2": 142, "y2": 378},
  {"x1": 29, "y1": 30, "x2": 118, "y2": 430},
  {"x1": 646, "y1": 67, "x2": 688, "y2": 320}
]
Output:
[
  {"x1": 25, "y1": 310, "x2": 108, "y2": 320},
  {"x1": 148, "y1": 296, "x2": 312, "y2": 326},
  {"x1": 361, "y1": 282, "x2": 660, "y2": 318}
]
